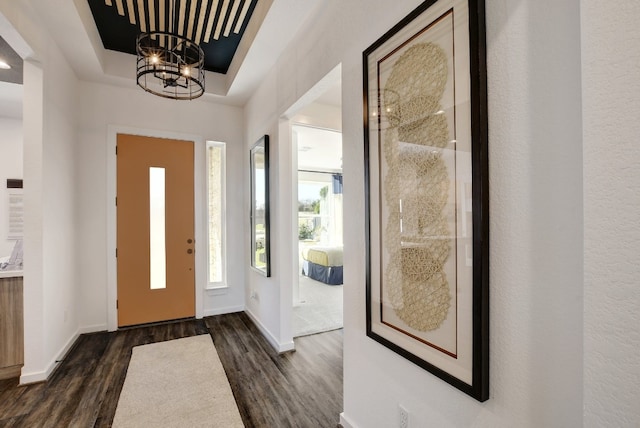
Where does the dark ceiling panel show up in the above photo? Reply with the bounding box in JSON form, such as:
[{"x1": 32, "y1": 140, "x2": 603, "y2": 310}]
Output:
[{"x1": 87, "y1": 0, "x2": 257, "y2": 74}]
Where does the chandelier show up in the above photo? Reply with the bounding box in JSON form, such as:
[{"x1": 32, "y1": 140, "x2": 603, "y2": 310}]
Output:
[{"x1": 136, "y1": 2, "x2": 205, "y2": 100}]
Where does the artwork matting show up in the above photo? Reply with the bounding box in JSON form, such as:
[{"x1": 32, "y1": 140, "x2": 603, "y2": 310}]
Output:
[{"x1": 363, "y1": 0, "x2": 488, "y2": 401}]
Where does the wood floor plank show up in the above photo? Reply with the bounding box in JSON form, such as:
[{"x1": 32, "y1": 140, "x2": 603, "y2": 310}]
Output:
[
  {"x1": 0, "y1": 314, "x2": 343, "y2": 428},
  {"x1": 207, "y1": 312, "x2": 344, "y2": 428},
  {"x1": 67, "y1": 332, "x2": 125, "y2": 427}
]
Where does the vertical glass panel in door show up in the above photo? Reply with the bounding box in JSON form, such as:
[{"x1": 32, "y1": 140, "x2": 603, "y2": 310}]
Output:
[{"x1": 149, "y1": 167, "x2": 167, "y2": 290}]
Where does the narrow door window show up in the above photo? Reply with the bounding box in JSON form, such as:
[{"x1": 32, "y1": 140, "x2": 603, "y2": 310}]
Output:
[
  {"x1": 149, "y1": 167, "x2": 167, "y2": 290},
  {"x1": 207, "y1": 142, "x2": 226, "y2": 287}
]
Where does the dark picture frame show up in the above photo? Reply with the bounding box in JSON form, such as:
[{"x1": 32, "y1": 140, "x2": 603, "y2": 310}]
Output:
[
  {"x1": 363, "y1": 0, "x2": 489, "y2": 401},
  {"x1": 250, "y1": 135, "x2": 271, "y2": 276}
]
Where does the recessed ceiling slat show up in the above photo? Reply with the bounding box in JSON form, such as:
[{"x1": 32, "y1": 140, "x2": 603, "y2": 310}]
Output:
[
  {"x1": 223, "y1": 0, "x2": 240, "y2": 37},
  {"x1": 158, "y1": 0, "x2": 166, "y2": 47},
  {"x1": 105, "y1": 0, "x2": 113, "y2": 6},
  {"x1": 115, "y1": 0, "x2": 126, "y2": 16},
  {"x1": 178, "y1": 0, "x2": 187, "y2": 37},
  {"x1": 168, "y1": 0, "x2": 174, "y2": 31},
  {"x1": 186, "y1": 0, "x2": 198, "y2": 41},
  {"x1": 149, "y1": 0, "x2": 156, "y2": 31},
  {"x1": 137, "y1": 0, "x2": 147, "y2": 32},
  {"x1": 203, "y1": 0, "x2": 219, "y2": 43},
  {"x1": 194, "y1": 0, "x2": 210, "y2": 44},
  {"x1": 168, "y1": 1, "x2": 175, "y2": 46},
  {"x1": 126, "y1": 0, "x2": 136, "y2": 24},
  {"x1": 159, "y1": 0, "x2": 166, "y2": 31},
  {"x1": 233, "y1": 0, "x2": 251, "y2": 34},
  {"x1": 213, "y1": 0, "x2": 230, "y2": 40}
]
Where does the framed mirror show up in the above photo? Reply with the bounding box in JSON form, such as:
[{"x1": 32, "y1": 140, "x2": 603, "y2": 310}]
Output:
[{"x1": 250, "y1": 135, "x2": 270, "y2": 276}]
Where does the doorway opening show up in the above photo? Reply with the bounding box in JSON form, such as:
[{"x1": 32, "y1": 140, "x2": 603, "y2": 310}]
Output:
[{"x1": 290, "y1": 84, "x2": 343, "y2": 337}]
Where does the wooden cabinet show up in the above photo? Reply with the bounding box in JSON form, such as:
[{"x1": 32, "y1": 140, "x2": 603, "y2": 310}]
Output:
[{"x1": 0, "y1": 276, "x2": 23, "y2": 380}]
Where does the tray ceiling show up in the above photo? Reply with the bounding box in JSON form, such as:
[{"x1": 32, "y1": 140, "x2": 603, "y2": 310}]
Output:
[{"x1": 87, "y1": 0, "x2": 258, "y2": 74}]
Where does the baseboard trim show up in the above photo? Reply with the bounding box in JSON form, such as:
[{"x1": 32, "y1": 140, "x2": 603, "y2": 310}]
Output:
[
  {"x1": 20, "y1": 328, "x2": 80, "y2": 385},
  {"x1": 202, "y1": 305, "x2": 245, "y2": 317},
  {"x1": 340, "y1": 412, "x2": 358, "y2": 428},
  {"x1": 19, "y1": 368, "x2": 47, "y2": 385},
  {"x1": 278, "y1": 339, "x2": 295, "y2": 353},
  {"x1": 79, "y1": 323, "x2": 108, "y2": 334},
  {"x1": 245, "y1": 309, "x2": 295, "y2": 353}
]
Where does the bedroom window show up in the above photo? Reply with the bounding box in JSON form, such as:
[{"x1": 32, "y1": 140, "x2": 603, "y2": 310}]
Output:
[{"x1": 207, "y1": 141, "x2": 226, "y2": 287}]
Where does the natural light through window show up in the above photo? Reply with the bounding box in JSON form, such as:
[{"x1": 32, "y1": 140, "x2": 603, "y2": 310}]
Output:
[
  {"x1": 207, "y1": 142, "x2": 226, "y2": 286},
  {"x1": 149, "y1": 167, "x2": 167, "y2": 290}
]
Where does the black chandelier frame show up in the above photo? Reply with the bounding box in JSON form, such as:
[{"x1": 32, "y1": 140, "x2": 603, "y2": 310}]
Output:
[{"x1": 136, "y1": 31, "x2": 205, "y2": 100}]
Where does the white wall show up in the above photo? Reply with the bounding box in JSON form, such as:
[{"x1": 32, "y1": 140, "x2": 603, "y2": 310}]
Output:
[
  {"x1": 75, "y1": 82, "x2": 246, "y2": 330},
  {"x1": 2, "y1": 2, "x2": 82, "y2": 383},
  {"x1": 40, "y1": 38, "x2": 80, "y2": 380},
  {"x1": 582, "y1": 2, "x2": 640, "y2": 427},
  {"x1": 0, "y1": 116, "x2": 23, "y2": 257},
  {"x1": 243, "y1": 72, "x2": 346, "y2": 351},
  {"x1": 241, "y1": 0, "x2": 637, "y2": 426},
  {"x1": 479, "y1": 1, "x2": 584, "y2": 425},
  {"x1": 243, "y1": 67, "x2": 287, "y2": 350},
  {"x1": 293, "y1": 102, "x2": 342, "y2": 132}
]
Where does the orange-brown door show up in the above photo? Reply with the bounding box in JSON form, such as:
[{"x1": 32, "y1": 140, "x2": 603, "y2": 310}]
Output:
[{"x1": 116, "y1": 133, "x2": 195, "y2": 327}]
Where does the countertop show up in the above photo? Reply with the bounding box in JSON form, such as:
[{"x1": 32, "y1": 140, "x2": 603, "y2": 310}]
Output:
[{"x1": 0, "y1": 270, "x2": 23, "y2": 279}]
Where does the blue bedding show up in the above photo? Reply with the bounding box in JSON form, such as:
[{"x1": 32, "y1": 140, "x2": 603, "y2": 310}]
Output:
[{"x1": 302, "y1": 260, "x2": 343, "y2": 285}]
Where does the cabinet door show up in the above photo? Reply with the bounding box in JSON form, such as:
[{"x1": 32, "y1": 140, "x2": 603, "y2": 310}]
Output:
[{"x1": 0, "y1": 277, "x2": 24, "y2": 379}]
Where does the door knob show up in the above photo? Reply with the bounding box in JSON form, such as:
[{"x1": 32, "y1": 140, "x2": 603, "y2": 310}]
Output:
[{"x1": 187, "y1": 249, "x2": 193, "y2": 254}]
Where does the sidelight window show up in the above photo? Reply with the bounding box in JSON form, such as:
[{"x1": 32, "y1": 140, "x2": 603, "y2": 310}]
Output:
[{"x1": 207, "y1": 142, "x2": 226, "y2": 287}]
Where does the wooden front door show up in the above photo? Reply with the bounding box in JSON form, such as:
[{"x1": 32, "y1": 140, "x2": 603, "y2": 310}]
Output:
[{"x1": 116, "y1": 133, "x2": 195, "y2": 327}]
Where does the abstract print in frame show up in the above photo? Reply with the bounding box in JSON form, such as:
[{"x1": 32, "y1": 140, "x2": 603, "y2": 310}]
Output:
[{"x1": 363, "y1": 0, "x2": 488, "y2": 401}]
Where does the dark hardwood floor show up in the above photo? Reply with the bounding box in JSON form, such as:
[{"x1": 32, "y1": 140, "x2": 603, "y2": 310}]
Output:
[{"x1": 0, "y1": 313, "x2": 343, "y2": 428}]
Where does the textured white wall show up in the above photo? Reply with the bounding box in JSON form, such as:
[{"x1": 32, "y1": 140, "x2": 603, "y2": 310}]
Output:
[
  {"x1": 40, "y1": 34, "x2": 80, "y2": 377},
  {"x1": 244, "y1": 66, "x2": 287, "y2": 348},
  {"x1": 0, "y1": 117, "x2": 23, "y2": 257},
  {"x1": 482, "y1": 0, "x2": 584, "y2": 425},
  {"x1": 582, "y1": 2, "x2": 640, "y2": 427}
]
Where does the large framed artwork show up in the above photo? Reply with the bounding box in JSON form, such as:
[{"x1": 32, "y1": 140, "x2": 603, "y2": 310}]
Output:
[{"x1": 363, "y1": 0, "x2": 489, "y2": 401}]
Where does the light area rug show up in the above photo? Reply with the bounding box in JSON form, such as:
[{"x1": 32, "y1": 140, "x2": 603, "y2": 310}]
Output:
[
  {"x1": 112, "y1": 335, "x2": 244, "y2": 428},
  {"x1": 293, "y1": 274, "x2": 343, "y2": 337}
]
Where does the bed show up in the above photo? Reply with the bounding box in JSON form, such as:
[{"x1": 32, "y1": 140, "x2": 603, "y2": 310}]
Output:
[{"x1": 302, "y1": 246, "x2": 343, "y2": 285}]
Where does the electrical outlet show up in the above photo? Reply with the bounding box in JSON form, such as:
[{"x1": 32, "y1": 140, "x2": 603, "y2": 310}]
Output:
[
  {"x1": 250, "y1": 290, "x2": 258, "y2": 300},
  {"x1": 398, "y1": 404, "x2": 409, "y2": 428}
]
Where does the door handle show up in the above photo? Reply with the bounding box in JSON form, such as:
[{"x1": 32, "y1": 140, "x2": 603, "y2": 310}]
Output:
[{"x1": 187, "y1": 249, "x2": 193, "y2": 254}]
